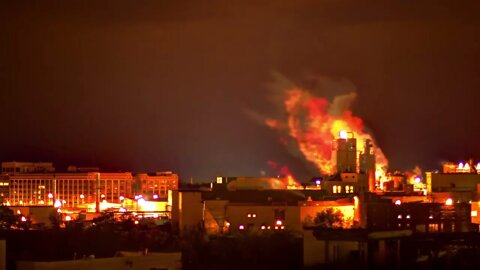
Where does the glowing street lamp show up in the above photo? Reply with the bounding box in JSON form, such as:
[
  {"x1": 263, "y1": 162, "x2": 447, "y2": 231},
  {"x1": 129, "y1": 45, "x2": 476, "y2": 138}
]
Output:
[
  {"x1": 445, "y1": 198, "x2": 453, "y2": 206},
  {"x1": 54, "y1": 199, "x2": 62, "y2": 208}
]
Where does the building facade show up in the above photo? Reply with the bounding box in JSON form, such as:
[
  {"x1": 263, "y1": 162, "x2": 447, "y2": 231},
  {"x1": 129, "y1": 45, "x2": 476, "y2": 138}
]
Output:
[{"x1": 1, "y1": 162, "x2": 178, "y2": 211}]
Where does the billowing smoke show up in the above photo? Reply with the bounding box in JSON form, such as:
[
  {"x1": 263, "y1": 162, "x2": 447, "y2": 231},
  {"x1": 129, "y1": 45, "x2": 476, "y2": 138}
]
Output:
[{"x1": 249, "y1": 72, "x2": 388, "y2": 180}]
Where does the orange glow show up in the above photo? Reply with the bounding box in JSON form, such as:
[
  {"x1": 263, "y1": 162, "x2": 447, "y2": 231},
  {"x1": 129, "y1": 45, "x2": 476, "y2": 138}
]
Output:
[{"x1": 266, "y1": 88, "x2": 388, "y2": 179}]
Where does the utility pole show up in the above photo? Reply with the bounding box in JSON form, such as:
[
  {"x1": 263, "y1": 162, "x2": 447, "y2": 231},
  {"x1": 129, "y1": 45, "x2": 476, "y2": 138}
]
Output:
[{"x1": 95, "y1": 172, "x2": 100, "y2": 213}]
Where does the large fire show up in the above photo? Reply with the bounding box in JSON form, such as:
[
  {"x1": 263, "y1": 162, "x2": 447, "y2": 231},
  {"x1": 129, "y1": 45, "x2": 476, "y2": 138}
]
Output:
[{"x1": 266, "y1": 88, "x2": 388, "y2": 182}]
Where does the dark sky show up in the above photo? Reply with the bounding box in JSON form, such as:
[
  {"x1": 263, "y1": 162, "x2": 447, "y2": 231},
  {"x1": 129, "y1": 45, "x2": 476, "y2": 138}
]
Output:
[{"x1": 1, "y1": 1, "x2": 480, "y2": 181}]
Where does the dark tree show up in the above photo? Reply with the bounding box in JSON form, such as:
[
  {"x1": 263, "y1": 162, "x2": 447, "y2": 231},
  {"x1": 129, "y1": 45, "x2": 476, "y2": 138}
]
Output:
[{"x1": 314, "y1": 208, "x2": 345, "y2": 228}]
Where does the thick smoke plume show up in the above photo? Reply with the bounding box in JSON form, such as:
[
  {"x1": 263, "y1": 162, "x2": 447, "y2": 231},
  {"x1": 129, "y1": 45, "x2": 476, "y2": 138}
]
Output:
[{"x1": 259, "y1": 72, "x2": 388, "y2": 179}]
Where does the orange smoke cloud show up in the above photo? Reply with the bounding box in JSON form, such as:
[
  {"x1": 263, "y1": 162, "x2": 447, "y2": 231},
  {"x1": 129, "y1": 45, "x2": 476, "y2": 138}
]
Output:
[
  {"x1": 267, "y1": 160, "x2": 303, "y2": 189},
  {"x1": 267, "y1": 88, "x2": 388, "y2": 180}
]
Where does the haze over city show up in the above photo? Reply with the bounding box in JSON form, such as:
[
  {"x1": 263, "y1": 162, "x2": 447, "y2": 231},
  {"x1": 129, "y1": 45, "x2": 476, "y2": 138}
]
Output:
[{"x1": 1, "y1": 1, "x2": 480, "y2": 181}]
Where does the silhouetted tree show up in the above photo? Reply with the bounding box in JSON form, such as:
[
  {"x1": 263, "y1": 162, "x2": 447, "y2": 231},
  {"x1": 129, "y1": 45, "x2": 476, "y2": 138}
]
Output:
[
  {"x1": 0, "y1": 206, "x2": 17, "y2": 229},
  {"x1": 314, "y1": 208, "x2": 344, "y2": 228}
]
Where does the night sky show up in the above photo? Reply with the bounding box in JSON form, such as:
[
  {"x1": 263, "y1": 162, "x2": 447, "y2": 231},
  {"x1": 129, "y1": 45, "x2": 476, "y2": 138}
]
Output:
[{"x1": 1, "y1": 1, "x2": 480, "y2": 181}]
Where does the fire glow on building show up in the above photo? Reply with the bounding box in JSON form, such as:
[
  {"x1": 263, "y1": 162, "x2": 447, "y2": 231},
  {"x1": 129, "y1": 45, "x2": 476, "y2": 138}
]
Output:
[{"x1": 265, "y1": 87, "x2": 390, "y2": 190}]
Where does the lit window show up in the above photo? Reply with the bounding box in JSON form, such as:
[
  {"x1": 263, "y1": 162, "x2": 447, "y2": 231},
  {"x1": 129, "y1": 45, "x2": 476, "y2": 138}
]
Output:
[
  {"x1": 275, "y1": 220, "x2": 283, "y2": 226},
  {"x1": 397, "y1": 214, "x2": 402, "y2": 219},
  {"x1": 337, "y1": 186, "x2": 342, "y2": 193},
  {"x1": 472, "y1": 211, "x2": 478, "y2": 217},
  {"x1": 406, "y1": 214, "x2": 411, "y2": 219},
  {"x1": 333, "y1": 185, "x2": 337, "y2": 194},
  {"x1": 345, "y1": 186, "x2": 350, "y2": 193},
  {"x1": 395, "y1": 199, "x2": 401, "y2": 206},
  {"x1": 260, "y1": 225, "x2": 266, "y2": 230},
  {"x1": 350, "y1": 186, "x2": 354, "y2": 193},
  {"x1": 252, "y1": 214, "x2": 256, "y2": 218},
  {"x1": 247, "y1": 214, "x2": 251, "y2": 218},
  {"x1": 429, "y1": 215, "x2": 434, "y2": 219},
  {"x1": 239, "y1": 225, "x2": 245, "y2": 230}
]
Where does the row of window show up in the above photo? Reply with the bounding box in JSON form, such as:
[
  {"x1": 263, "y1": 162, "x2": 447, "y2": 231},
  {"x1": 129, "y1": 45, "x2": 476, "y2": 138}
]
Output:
[{"x1": 332, "y1": 185, "x2": 354, "y2": 194}]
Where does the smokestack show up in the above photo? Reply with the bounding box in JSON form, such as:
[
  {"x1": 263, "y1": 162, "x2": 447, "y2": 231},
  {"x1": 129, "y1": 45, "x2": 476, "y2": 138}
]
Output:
[
  {"x1": 334, "y1": 131, "x2": 357, "y2": 173},
  {"x1": 360, "y1": 139, "x2": 376, "y2": 192}
]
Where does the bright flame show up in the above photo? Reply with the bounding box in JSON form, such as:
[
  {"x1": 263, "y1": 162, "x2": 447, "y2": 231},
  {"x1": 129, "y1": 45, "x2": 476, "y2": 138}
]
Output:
[{"x1": 266, "y1": 88, "x2": 388, "y2": 179}]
